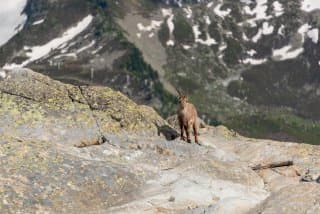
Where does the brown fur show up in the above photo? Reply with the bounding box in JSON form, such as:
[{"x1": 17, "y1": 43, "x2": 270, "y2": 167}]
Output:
[{"x1": 177, "y1": 95, "x2": 200, "y2": 144}]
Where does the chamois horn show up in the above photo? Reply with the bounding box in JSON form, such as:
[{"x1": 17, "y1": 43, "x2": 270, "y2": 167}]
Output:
[{"x1": 174, "y1": 86, "x2": 182, "y2": 96}]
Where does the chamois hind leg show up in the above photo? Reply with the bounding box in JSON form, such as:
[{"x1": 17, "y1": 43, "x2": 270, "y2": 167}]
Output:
[
  {"x1": 179, "y1": 121, "x2": 186, "y2": 141},
  {"x1": 185, "y1": 125, "x2": 191, "y2": 143},
  {"x1": 193, "y1": 123, "x2": 200, "y2": 145}
]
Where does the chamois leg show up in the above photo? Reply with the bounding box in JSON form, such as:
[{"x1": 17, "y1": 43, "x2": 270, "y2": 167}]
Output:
[
  {"x1": 179, "y1": 121, "x2": 186, "y2": 141},
  {"x1": 193, "y1": 124, "x2": 200, "y2": 145},
  {"x1": 185, "y1": 125, "x2": 191, "y2": 143}
]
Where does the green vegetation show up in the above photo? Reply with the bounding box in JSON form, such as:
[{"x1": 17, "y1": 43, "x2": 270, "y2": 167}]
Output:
[
  {"x1": 223, "y1": 38, "x2": 243, "y2": 66},
  {"x1": 225, "y1": 111, "x2": 320, "y2": 145},
  {"x1": 158, "y1": 21, "x2": 170, "y2": 46},
  {"x1": 208, "y1": 21, "x2": 221, "y2": 44},
  {"x1": 173, "y1": 13, "x2": 194, "y2": 44},
  {"x1": 120, "y1": 45, "x2": 176, "y2": 116}
]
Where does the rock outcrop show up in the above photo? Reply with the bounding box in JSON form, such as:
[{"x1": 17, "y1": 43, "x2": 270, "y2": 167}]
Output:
[
  {"x1": 0, "y1": 69, "x2": 320, "y2": 213},
  {"x1": 0, "y1": 68, "x2": 169, "y2": 145}
]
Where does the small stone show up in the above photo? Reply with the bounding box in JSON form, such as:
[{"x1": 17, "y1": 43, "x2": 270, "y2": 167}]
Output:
[
  {"x1": 0, "y1": 70, "x2": 6, "y2": 79},
  {"x1": 300, "y1": 172, "x2": 313, "y2": 182},
  {"x1": 168, "y1": 196, "x2": 175, "y2": 202}
]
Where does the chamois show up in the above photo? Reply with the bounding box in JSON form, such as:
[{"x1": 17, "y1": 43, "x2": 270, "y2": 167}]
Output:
[{"x1": 176, "y1": 90, "x2": 199, "y2": 145}]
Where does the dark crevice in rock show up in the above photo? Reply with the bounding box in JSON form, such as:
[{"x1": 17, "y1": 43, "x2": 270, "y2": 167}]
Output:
[
  {"x1": 0, "y1": 89, "x2": 41, "y2": 103},
  {"x1": 66, "y1": 88, "x2": 87, "y2": 106},
  {"x1": 78, "y1": 85, "x2": 109, "y2": 145}
]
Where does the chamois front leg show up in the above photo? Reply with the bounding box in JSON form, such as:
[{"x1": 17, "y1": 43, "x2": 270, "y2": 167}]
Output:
[{"x1": 179, "y1": 121, "x2": 186, "y2": 141}]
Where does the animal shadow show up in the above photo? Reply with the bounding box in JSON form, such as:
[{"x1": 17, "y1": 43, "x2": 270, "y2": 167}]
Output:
[{"x1": 155, "y1": 124, "x2": 179, "y2": 141}]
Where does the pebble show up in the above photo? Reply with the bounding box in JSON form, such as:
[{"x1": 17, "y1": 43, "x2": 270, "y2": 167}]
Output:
[{"x1": 0, "y1": 70, "x2": 6, "y2": 79}]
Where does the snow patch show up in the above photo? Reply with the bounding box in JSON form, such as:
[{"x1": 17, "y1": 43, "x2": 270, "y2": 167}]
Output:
[
  {"x1": 272, "y1": 45, "x2": 304, "y2": 61},
  {"x1": 243, "y1": 58, "x2": 267, "y2": 65},
  {"x1": 244, "y1": 0, "x2": 272, "y2": 27},
  {"x1": 166, "y1": 40, "x2": 175, "y2": 46},
  {"x1": 247, "y1": 49, "x2": 257, "y2": 57},
  {"x1": 192, "y1": 25, "x2": 217, "y2": 46},
  {"x1": 261, "y1": 22, "x2": 274, "y2": 35},
  {"x1": 273, "y1": 1, "x2": 284, "y2": 17},
  {"x1": 162, "y1": 9, "x2": 175, "y2": 46},
  {"x1": 307, "y1": 28, "x2": 319, "y2": 43},
  {"x1": 166, "y1": 14, "x2": 175, "y2": 46},
  {"x1": 204, "y1": 15, "x2": 211, "y2": 25},
  {"x1": 298, "y1": 24, "x2": 318, "y2": 43},
  {"x1": 240, "y1": 0, "x2": 251, "y2": 4},
  {"x1": 32, "y1": 19, "x2": 45, "y2": 26},
  {"x1": 252, "y1": 29, "x2": 262, "y2": 43},
  {"x1": 298, "y1": 23, "x2": 311, "y2": 43},
  {"x1": 167, "y1": 15, "x2": 175, "y2": 36},
  {"x1": 77, "y1": 40, "x2": 96, "y2": 53},
  {"x1": 219, "y1": 44, "x2": 227, "y2": 52},
  {"x1": 278, "y1": 25, "x2": 285, "y2": 36},
  {"x1": 53, "y1": 53, "x2": 77, "y2": 59},
  {"x1": 0, "y1": 70, "x2": 6, "y2": 79},
  {"x1": 252, "y1": 22, "x2": 274, "y2": 43},
  {"x1": 91, "y1": 46, "x2": 103, "y2": 55},
  {"x1": 137, "y1": 20, "x2": 163, "y2": 32},
  {"x1": 162, "y1": 8, "x2": 172, "y2": 17},
  {"x1": 207, "y1": 2, "x2": 214, "y2": 8},
  {"x1": 3, "y1": 15, "x2": 93, "y2": 69},
  {"x1": 242, "y1": 32, "x2": 249, "y2": 41},
  {"x1": 183, "y1": 45, "x2": 191, "y2": 50},
  {"x1": 183, "y1": 6, "x2": 192, "y2": 19},
  {"x1": 0, "y1": 0, "x2": 28, "y2": 47},
  {"x1": 301, "y1": 0, "x2": 320, "y2": 12},
  {"x1": 214, "y1": 3, "x2": 231, "y2": 18}
]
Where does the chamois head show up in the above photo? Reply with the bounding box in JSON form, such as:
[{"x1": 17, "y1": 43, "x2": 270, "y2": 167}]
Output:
[
  {"x1": 178, "y1": 94, "x2": 188, "y2": 106},
  {"x1": 175, "y1": 87, "x2": 188, "y2": 108}
]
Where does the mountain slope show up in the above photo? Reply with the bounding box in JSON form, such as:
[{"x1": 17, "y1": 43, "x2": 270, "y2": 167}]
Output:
[{"x1": 2, "y1": 0, "x2": 320, "y2": 143}]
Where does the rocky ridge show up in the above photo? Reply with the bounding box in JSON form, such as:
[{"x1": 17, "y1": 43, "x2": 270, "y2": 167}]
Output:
[{"x1": 0, "y1": 69, "x2": 320, "y2": 213}]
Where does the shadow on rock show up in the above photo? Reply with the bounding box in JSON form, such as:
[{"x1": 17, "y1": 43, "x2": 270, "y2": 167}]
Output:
[{"x1": 155, "y1": 124, "x2": 179, "y2": 141}]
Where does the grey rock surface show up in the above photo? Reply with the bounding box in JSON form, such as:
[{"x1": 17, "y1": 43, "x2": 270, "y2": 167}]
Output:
[{"x1": 0, "y1": 69, "x2": 320, "y2": 213}]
